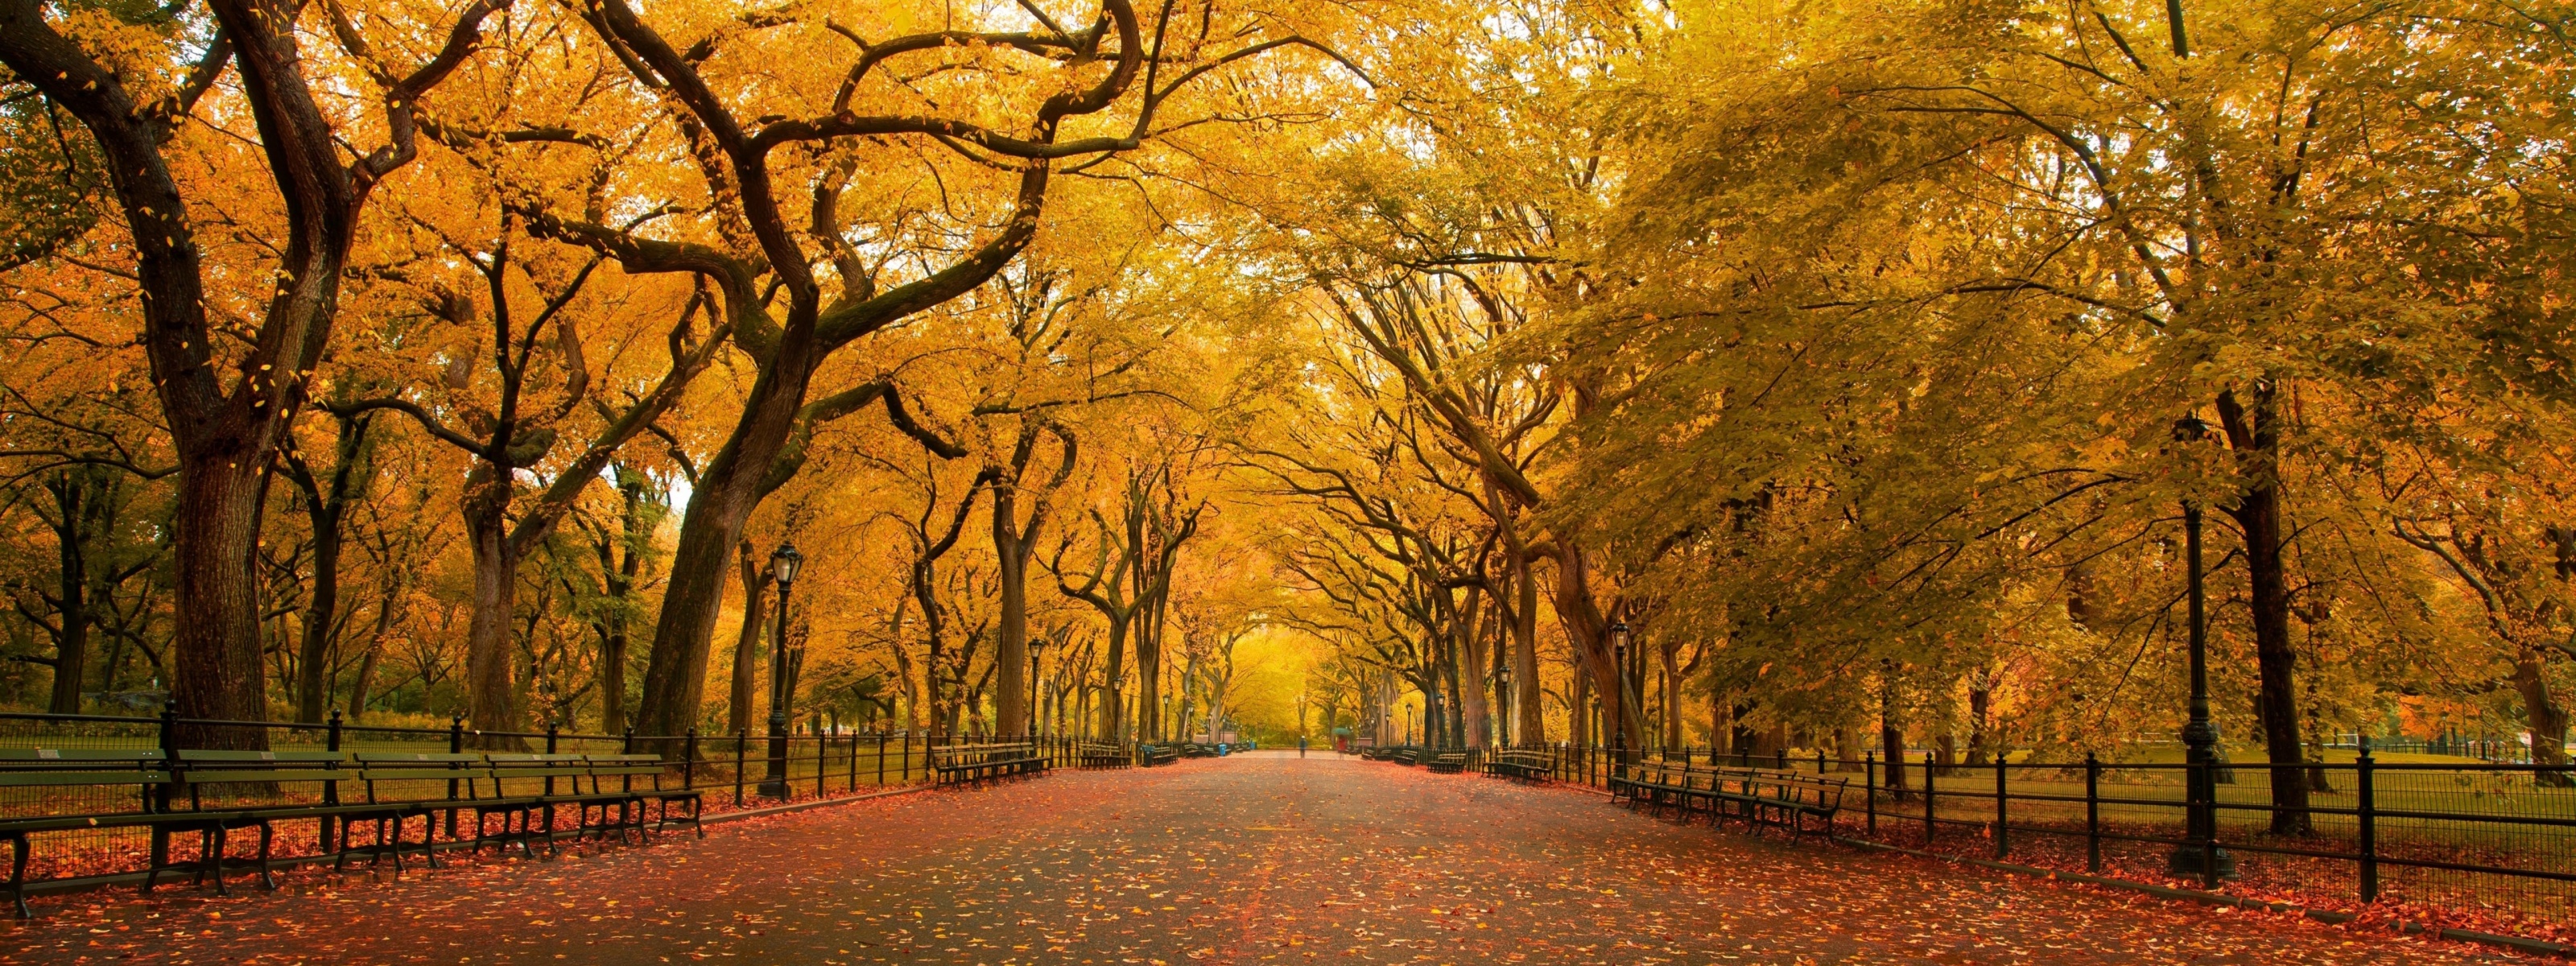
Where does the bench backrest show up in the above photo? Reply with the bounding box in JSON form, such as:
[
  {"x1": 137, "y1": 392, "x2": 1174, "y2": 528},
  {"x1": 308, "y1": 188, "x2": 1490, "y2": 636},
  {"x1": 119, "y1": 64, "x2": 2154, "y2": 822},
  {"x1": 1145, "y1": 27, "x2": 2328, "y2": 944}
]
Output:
[
  {"x1": 584, "y1": 753, "x2": 672, "y2": 791},
  {"x1": 1719, "y1": 767, "x2": 1846, "y2": 807},
  {"x1": 0, "y1": 749, "x2": 171, "y2": 797},
  {"x1": 352, "y1": 752, "x2": 489, "y2": 803},
  {"x1": 933, "y1": 743, "x2": 1037, "y2": 766},
  {"x1": 486, "y1": 753, "x2": 595, "y2": 796},
  {"x1": 169, "y1": 749, "x2": 349, "y2": 809}
]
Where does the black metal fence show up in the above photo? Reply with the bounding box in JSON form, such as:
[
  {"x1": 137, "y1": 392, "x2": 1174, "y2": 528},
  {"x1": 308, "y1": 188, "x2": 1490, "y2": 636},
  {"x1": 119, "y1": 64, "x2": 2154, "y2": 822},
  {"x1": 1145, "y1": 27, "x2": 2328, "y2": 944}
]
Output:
[
  {"x1": 1394, "y1": 741, "x2": 2576, "y2": 932},
  {"x1": 0, "y1": 710, "x2": 1123, "y2": 894}
]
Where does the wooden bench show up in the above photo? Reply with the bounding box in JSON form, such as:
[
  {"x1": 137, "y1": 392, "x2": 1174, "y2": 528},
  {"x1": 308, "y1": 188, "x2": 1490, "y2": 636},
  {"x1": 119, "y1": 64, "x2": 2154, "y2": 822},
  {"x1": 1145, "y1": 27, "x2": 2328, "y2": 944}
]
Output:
[
  {"x1": 1139, "y1": 744, "x2": 1179, "y2": 767},
  {"x1": 1662, "y1": 766, "x2": 1846, "y2": 838},
  {"x1": 586, "y1": 753, "x2": 703, "y2": 840},
  {"x1": 1742, "y1": 769, "x2": 1846, "y2": 838},
  {"x1": 153, "y1": 749, "x2": 394, "y2": 894},
  {"x1": 4, "y1": 745, "x2": 703, "y2": 916},
  {"x1": 1075, "y1": 741, "x2": 1131, "y2": 769},
  {"x1": 1485, "y1": 750, "x2": 1553, "y2": 782},
  {"x1": 931, "y1": 743, "x2": 1048, "y2": 785},
  {"x1": 1, "y1": 749, "x2": 170, "y2": 917},
  {"x1": 1610, "y1": 761, "x2": 1690, "y2": 814},
  {"x1": 335, "y1": 752, "x2": 478, "y2": 872},
  {"x1": 473, "y1": 753, "x2": 597, "y2": 857},
  {"x1": 1426, "y1": 752, "x2": 1467, "y2": 774}
]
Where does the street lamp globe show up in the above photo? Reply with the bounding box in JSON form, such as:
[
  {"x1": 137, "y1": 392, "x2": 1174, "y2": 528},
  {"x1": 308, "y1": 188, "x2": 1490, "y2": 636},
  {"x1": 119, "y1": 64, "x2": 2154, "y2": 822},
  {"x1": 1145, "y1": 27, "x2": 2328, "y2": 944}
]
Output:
[{"x1": 770, "y1": 542, "x2": 803, "y2": 585}]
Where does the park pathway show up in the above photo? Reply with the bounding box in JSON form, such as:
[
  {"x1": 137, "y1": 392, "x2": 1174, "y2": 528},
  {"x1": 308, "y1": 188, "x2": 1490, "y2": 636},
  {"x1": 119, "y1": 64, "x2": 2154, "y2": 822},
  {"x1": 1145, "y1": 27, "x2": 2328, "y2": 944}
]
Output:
[{"x1": 0, "y1": 752, "x2": 2512, "y2": 964}]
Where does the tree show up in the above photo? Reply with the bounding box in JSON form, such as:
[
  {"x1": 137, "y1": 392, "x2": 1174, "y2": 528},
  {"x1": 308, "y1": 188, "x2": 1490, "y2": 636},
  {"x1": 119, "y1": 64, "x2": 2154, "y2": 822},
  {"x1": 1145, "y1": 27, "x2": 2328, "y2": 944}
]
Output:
[{"x1": 0, "y1": 0, "x2": 506, "y2": 741}]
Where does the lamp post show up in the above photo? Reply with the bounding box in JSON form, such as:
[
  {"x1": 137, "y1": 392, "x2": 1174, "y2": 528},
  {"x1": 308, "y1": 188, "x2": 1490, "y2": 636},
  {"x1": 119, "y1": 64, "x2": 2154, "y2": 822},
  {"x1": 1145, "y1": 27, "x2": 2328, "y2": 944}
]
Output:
[
  {"x1": 2165, "y1": 417, "x2": 2236, "y2": 881},
  {"x1": 758, "y1": 542, "x2": 802, "y2": 799},
  {"x1": 1028, "y1": 637, "x2": 1048, "y2": 738},
  {"x1": 1610, "y1": 621, "x2": 1633, "y2": 763}
]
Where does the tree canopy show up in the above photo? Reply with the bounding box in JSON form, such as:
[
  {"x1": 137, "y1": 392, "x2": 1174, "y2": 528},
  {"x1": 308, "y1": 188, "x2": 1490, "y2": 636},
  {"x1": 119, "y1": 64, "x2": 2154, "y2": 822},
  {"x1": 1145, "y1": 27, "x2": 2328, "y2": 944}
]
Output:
[{"x1": 5, "y1": 0, "x2": 2574, "y2": 816}]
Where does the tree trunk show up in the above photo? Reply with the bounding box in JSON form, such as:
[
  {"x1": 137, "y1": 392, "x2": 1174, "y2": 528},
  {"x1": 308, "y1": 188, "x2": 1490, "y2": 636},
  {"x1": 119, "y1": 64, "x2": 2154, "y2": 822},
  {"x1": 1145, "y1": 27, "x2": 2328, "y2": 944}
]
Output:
[
  {"x1": 728, "y1": 542, "x2": 770, "y2": 737},
  {"x1": 2514, "y1": 646, "x2": 2574, "y2": 786},
  {"x1": 286, "y1": 412, "x2": 369, "y2": 724},
  {"x1": 1488, "y1": 609, "x2": 1509, "y2": 746},
  {"x1": 1457, "y1": 588, "x2": 1490, "y2": 749},
  {"x1": 346, "y1": 633, "x2": 383, "y2": 721},
  {"x1": 1135, "y1": 622, "x2": 1161, "y2": 742},
  {"x1": 993, "y1": 485, "x2": 1029, "y2": 737},
  {"x1": 601, "y1": 625, "x2": 630, "y2": 735},
  {"x1": 4, "y1": 0, "x2": 508, "y2": 752},
  {"x1": 40, "y1": 472, "x2": 93, "y2": 715},
  {"x1": 1553, "y1": 541, "x2": 1637, "y2": 758},
  {"x1": 461, "y1": 479, "x2": 526, "y2": 740},
  {"x1": 1879, "y1": 667, "x2": 1909, "y2": 793},
  {"x1": 1964, "y1": 681, "x2": 1992, "y2": 767},
  {"x1": 1570, "y1": 667, "x2": 1591, "y2": 749},
  {"x1": 170, "y1": 455, "x2": 277, "y2": 745},
  {"x1": 1098, "y1": 617, "x2": 1129, "y2": 738},
  {"x1": 1511, "y1": 551, "x2": 1542, "y2": 745},
  {"x1": 2218, "y1": 386, "x2": 2314, "y2": 836},
  {"x1": 1880, "y1": 719, "x2": 1909, "y2": 795},
  {"x1": 632, "y1": 352, "x2": 818, "y2": 741},
  {"x1": 293, "y1": 518, "x2": 343, "y2": 724},
  {"x1": 1659, "y1": 638, "x2": 1682, "y2": 751},
  {"x1": 597, "y1": 470, "x2": 652, "y2": 735}
]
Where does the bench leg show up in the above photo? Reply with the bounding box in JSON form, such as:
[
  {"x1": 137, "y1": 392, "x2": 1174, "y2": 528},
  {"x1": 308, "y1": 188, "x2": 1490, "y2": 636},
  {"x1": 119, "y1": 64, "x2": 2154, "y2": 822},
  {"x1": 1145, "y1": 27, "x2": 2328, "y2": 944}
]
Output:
[
  {"x1": 8, "y1": 832, "x2": 28, "y2": 919},
  {"x1": 416, "y1": 812, "x2": 440, "y2": 870},
  {"x1": 141, "y1": 828, "x2": 165, "y2": 895},
  {"x1": 255, "y1": 821, "x2": 277, "y2": 890},
  {"x1": 208, "y1": 826, "x2": 228, "y2": 896},
  {"x1": 332, "y1": 820, "x2": 355, "y2": 873}
]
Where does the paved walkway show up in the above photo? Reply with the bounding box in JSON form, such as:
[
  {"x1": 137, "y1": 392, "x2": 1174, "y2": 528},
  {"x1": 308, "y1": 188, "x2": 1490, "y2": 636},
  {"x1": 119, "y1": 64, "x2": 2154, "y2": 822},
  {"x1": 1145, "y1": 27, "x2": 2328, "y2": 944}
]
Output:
[{"x1": 0, "y1": 753, "x2": 2509, "y2": 964}]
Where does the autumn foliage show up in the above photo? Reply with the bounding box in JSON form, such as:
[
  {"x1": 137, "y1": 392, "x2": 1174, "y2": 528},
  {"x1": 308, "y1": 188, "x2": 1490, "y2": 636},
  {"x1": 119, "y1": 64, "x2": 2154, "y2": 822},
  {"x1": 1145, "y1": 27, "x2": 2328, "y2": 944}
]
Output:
[{"x1": 2, "y1": 0, "x2": 2574, "y2": 815}]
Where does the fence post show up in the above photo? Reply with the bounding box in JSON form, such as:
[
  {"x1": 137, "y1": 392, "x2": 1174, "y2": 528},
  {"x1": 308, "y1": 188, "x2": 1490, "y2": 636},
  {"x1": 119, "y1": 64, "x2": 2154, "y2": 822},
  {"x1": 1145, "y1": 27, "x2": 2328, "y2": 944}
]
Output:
[
  {"x1": 1777, "y1": 749, "x2": 1788, "y2": 771},
  {"x1": 733, "y1": 729, "x2": 749, "y2": 807},
  {"x1": 848, "y1": 728, "x2": 860, "y2": 793},
  {"x1": 445, "y1": 714, "x2": 465, "y2": 837},
  {"x1": 1923, "y1": 754, "x2": 1936, "y2": 847},
  {"x1": 2085, "y1": 752, "x2": 2101, "y2": 873},
  {"x1": 1992, "y1": 753, "x2": 2008, "y2": 859},
  {"x1": 543, "y1": 723, "x2": 561, "y2": 846},
  {"x1": 1818, "y1": 749, "x2": 1827, "y2": 775},
  {"x1": 153, "y1": 704, "x2": 178, "y2": 812},
  {"x1": 1865, "y1": 751, "x2": 1877, "y2": 835},
  {"x1": 877, "y1": 733, "x2": 887, "y2": 786},
  {"x1": 321, "y1": 709, "x2": 344, "y2": 849},
  {"x1": 2359, "y1": 737, "x2": 2379, "y2": 903}
]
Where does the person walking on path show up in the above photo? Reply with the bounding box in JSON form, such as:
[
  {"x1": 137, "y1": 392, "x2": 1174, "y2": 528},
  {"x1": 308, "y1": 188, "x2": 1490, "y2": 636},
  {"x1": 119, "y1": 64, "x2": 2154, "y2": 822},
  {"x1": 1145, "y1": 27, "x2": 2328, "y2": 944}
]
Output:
[{"x1": 1298, "y1": 735, "x2": 1308, "y2": 758}]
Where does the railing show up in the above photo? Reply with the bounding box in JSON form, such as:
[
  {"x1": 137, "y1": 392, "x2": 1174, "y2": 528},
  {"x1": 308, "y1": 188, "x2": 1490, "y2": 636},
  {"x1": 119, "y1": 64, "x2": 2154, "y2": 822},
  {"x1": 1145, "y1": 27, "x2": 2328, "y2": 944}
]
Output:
[
  {"x1": 0, "y1": 710, "x2": 1117, "y2": 895},
  {"x1": 1389, "y1": 741, "x2": 2576, "y2": 933}
]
